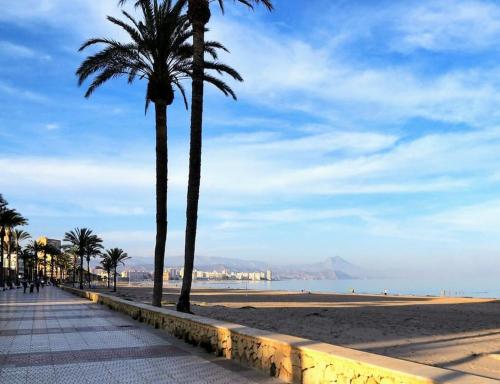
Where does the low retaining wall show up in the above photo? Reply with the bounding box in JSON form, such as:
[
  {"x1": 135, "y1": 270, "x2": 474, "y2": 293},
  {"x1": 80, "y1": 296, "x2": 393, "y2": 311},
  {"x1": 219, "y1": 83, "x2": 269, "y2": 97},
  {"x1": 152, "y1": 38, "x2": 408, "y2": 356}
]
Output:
[{"x1": 61, "y1": 286, "x2": 496, "y2": 384}]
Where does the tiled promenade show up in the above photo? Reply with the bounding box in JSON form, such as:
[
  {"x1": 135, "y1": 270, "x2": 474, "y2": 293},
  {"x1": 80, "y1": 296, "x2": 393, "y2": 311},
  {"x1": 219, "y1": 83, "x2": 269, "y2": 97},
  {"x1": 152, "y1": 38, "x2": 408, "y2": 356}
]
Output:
[{"x1": 0, "y1": 286, "x2": 281, "y2": 384}]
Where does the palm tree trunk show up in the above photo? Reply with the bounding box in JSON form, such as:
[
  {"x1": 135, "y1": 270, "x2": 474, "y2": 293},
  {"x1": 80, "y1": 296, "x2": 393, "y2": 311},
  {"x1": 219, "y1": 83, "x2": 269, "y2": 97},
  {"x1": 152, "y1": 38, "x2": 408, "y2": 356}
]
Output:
[
  {"x1": 79, "y1": 253, "x2": 84, "y2": 289},
  {"x1": 0, "y1": 227, "x2": 5, "y2": 288},
  {"x1": 43, "y1": 252, "x2": 47, "y2": 279},
  {"x1": 178, "y1": 10, "x2": 207, "y2": 314},
  {"x1": 73, "y1": 255, "x2": 77, "y2": 287},
  {"x1": 152, "y1": 101, "x2": 168, "y2": 308},
  {"x1": 113, "y1": 267, "x2": 117, "y2": 292},
  {"x1": 15, "y1": 244, "x2": 20, "y2": 282},
  {"x1": 87, "y1": 258, "x2": 91, "y2": 288},
  {"x1": 107, "y1": 270, "x2": 110, "y2": 289},
  {"x1": 7, "y1": 242, "x2": 12, "y2": 286},
  {"x1": 50, "y1": 256, "x2": 54, "y2": 281}
]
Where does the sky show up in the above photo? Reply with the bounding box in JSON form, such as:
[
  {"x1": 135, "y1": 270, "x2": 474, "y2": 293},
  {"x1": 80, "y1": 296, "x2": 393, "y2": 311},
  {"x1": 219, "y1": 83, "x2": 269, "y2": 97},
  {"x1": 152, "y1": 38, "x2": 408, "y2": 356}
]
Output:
[{"x1": 1, "y1": 0, "x2": 500, "y2": 277}]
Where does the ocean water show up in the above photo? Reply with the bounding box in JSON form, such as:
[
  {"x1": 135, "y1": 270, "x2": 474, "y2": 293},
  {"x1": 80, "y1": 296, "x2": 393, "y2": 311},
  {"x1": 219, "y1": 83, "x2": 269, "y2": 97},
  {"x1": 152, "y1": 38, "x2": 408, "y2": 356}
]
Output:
[{"x1": 165, "y1": 277, "x2": 500, "y2": 299}]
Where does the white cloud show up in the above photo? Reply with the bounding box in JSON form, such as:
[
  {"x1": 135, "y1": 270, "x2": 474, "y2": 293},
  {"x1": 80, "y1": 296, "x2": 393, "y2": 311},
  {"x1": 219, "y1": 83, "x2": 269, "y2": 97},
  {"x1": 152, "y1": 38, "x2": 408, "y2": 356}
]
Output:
[
  {"x1": 394, "y1": 0, "x2": 500, "y2": 52},
  {"x1": 428, "y1": 199, "x2": 500, "y2": 234},
  {"x1": 209, "y1": 6, "x2": 500, "y2": 126},
  {"x1": 0, "y1": 41, "x2": 51, "y2": 60},
  {"x1": 3, "y1": 124, "x2": 499, "y2": 209},
  {"x1": 0, "y1": 82, "x2": 49, "y2": 103},
  {"x1": 0, "y1": 0, "x2": 137, "y2": 41},
  {"x1": 45, "y1": 123, "x2": 60, "y2": 130}
]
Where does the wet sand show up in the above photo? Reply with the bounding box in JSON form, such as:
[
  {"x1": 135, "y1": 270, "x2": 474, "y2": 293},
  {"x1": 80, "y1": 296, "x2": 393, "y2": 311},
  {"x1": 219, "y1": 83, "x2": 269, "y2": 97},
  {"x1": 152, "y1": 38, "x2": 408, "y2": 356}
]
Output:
[{"x1": 101, "y1": 286, "x2": 500, "y2": 380}]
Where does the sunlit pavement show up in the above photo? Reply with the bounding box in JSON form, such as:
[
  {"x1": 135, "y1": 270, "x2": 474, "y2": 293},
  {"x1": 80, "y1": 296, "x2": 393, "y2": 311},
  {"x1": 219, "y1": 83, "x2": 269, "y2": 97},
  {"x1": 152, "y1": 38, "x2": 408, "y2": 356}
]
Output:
[{"x1": 0, "y1": 286, "x2": 281, "y2": 384}]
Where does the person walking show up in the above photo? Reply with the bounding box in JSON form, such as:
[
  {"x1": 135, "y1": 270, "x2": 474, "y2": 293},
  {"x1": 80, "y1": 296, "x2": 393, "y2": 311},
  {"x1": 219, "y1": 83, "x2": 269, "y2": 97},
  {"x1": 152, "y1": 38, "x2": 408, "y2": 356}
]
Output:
[
  {"x1": 29, "y1": 281, "x2": 34, "y2": 293},
  {"x1": 22, "y1": 279, "x2": 27, "y2": 294},
  {"x1": 35, "y1": 279, "x2": 40, "y2": 293}
]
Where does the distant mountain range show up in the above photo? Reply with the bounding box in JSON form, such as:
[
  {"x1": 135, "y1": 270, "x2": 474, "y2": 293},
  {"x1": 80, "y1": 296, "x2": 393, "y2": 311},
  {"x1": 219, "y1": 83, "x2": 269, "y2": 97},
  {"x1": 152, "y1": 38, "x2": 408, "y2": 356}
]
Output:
[{"x1": 125, "y1": 255, "x2": 376, "y2": 280}]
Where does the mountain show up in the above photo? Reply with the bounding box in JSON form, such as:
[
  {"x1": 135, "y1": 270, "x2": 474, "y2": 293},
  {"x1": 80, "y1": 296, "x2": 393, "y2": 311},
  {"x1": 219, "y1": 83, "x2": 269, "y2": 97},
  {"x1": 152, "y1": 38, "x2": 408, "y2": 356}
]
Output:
[
  {"x1": 125, "y1": 255, "x2": 376, "y2": 280},
  {"x1": 271, "y1": 256, "x2": 371, "y2": 280}
]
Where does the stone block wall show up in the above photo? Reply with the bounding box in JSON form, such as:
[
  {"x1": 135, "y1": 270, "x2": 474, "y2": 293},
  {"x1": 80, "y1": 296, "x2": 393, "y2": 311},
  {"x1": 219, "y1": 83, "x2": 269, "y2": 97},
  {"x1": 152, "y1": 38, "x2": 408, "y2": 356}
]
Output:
[{"x1": 61, "y1": 286, "x2": 495, "y2": 384}]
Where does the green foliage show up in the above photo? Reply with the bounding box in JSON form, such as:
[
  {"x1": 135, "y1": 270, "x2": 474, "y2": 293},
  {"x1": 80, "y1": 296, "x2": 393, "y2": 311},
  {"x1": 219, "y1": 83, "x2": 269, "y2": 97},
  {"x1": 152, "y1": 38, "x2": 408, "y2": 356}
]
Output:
[{"x1": 77, "y1": 0, "x2": 241, "y2": 111}]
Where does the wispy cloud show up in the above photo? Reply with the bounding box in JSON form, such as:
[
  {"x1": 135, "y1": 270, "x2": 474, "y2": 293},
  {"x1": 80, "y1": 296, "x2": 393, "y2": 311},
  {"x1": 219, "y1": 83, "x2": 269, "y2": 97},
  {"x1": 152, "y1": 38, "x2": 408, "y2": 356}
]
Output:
[
  {"x1": 211, "y1": 6, "x2": 500, "y2": 126},
  {"x1": 45, "y1": 123, "x2": 60, "y2": 130},
  {"x1": 0, "y1": 82, "x2": 49, "y2": 103},
  {"x1": 0, "y1": 40, "x2": 51, "y2": 60}
]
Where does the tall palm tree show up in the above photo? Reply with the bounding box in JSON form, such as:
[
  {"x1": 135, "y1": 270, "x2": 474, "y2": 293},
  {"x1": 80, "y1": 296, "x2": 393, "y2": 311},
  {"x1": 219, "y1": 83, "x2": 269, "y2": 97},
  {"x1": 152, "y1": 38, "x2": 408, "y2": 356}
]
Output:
[
  {"x1": 19, "y1": 248, "x2": 33, "y2": 281},
  {"x1": 56, "y1": 251, "x2": 73, "y2": 281},
  {"x1": 106, "y1": 248, "x2": 131, "y2": 292},
  {"x1": 4, "y1": 233, "x2": 15, "y2": 286},
  {"x1": 176, "y1": 0, "x2": 273, "y2": 313},
  {"x1": 85, "y1": 235, "x2": 103, "y2": 288},
  {"x1": 13, "y1": 229, "x2": 31, "y2": 279},
  {"x1": 64, "y1": 246, "x2": 79, "y2": 287},
  {"x1": 44, "y1": 243, "x2": 62, "y2": 282},
  {"x1": 98, "y1": 254, "x2": 113, "y2": 289},
  {"x1": 79, "y1": 0, "x2": 241, "y2": 307},
  {"x1": 63, "y1": 228, "x2": 96, "y2": 290},
  {"x1": 25, "y1": 240, "x2": 38, "y2": 281},
  {"x1": 0, "y1": 208, "x2": 28, "y2": 288}
]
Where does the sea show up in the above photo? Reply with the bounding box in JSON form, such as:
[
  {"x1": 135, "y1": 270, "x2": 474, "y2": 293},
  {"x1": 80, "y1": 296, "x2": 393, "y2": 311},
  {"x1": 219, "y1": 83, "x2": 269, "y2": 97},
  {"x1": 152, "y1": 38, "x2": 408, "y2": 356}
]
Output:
[{"x1": 163, "y1": 277, "x2": 500, "y2": 299}]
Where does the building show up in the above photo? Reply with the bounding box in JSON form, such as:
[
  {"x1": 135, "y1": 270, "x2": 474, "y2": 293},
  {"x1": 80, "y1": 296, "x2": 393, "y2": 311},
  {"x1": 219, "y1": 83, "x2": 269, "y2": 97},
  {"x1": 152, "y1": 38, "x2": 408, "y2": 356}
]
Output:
[
  {"x1": 121, "y1": 271, "x2": 151, "y2": 281},
  {"x1": 163, "y1": 268, "x2": 181, "y2": 281},
  {"x1": 174, "y1": 267, "x2": 273, "y2": 281},
  {"x1": 36, "y1": 236, "x2": 62, "y2": 279}
]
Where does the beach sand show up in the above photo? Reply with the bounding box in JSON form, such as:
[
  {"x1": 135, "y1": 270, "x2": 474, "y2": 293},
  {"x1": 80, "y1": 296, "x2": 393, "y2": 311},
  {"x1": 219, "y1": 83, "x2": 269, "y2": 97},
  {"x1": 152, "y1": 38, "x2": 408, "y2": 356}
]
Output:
[{"x1": 103, "y1": 285, "x2": 500, "y2": 380}]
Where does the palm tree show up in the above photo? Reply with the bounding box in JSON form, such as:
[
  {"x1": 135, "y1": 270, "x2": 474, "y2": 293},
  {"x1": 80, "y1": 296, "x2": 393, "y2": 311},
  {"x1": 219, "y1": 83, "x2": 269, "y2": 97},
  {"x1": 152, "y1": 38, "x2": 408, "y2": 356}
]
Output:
[
  {"x1": 63, "y1": 246, "x2": 79, "y2": 287},
  {"x1": 174, "y1": 0, "x2": 272, "y2": 313},
  {"x1": 13, "y1": 229, "x2": 31, "y2": 279},
  {"x1": 56, "y1": 251, "x2": 73, "y2": 281},
  {"x1": 98, "y1": 254, "x2": 113, "y2": 289},
  {"x1": 106, "y1": 248, "x2": 130, "y2": 292},
  {"x1": 79, "y1": 0, "x2": 242, "y2": 307},
  {"x1": 85, "y1": 235, "x2": 103, "y2": 288},
  {"x1": 63, "y1": 228, "x2": 96, "y2": 290},
  {"x1": 19, "y1": 248, "x2": 33, "y2": 281},
  {"x1": 4, "y1": 233, "x2": 15, "y2": 286},
  {"x1": 0, "y1": 207, "x2": 28, "y2": 288},
  {"x1": 44, "y1": 243, "x2": 62, "y2": 282}
]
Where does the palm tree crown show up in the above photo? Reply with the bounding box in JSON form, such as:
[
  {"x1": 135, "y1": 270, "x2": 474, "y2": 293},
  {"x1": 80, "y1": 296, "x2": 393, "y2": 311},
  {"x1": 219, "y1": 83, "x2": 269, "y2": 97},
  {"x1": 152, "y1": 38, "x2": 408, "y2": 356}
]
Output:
[{"x1": 77, "y1": 0, "x2": 241, "y2": 110}]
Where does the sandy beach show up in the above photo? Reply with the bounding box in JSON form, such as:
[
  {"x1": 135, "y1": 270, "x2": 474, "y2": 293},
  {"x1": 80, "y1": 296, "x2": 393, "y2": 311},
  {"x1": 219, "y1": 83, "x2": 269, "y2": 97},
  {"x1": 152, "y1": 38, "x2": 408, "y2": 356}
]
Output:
[{"x1": 103, "y1": 285, "x2": 500, "y2": 380}]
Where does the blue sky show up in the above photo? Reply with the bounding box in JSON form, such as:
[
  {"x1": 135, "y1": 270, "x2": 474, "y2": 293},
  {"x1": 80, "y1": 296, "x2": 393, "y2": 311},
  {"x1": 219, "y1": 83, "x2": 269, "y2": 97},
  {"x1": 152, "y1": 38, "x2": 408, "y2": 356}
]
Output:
[{"x1": 1, "y1": 0, "x2": 500, "y2": 277}]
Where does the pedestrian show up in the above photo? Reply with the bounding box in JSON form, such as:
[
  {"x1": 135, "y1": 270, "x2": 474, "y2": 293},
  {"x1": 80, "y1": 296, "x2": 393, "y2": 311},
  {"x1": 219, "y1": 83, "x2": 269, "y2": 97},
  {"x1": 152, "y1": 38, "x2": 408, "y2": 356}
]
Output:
[
  {"x1": 22, "y1": 280, "x2": 28, "y2": 294},
  {"x1": 29, "y1": 281, "x2": 34, "y2": 293},
  {"x1": 35, "y1": 280, "x2": 40, "y2": 293}
]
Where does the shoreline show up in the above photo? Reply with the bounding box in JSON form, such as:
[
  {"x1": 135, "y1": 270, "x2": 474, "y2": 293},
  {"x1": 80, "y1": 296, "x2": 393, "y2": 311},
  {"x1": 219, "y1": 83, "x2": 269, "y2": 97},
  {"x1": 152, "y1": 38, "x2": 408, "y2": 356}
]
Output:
[{"x1": 125, "y1": 279, "x2": 500, "y2": 300}]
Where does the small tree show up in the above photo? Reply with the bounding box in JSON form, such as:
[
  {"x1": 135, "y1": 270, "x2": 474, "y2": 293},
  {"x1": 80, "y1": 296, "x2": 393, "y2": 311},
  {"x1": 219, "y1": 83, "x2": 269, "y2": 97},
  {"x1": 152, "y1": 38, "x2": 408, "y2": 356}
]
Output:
[
  {"x1": 106, "y1": 248, "x2": 130, "y2": 292},
  {"x1": 98, "y1": 255, "x2": 113, "y2": 289}
]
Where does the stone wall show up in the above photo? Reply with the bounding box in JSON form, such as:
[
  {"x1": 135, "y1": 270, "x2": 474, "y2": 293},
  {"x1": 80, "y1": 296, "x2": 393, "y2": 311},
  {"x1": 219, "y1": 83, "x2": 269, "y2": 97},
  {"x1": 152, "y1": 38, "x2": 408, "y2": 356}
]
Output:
[{"x1": 61, "y1": 286, "x2": 496, "y2": 384}]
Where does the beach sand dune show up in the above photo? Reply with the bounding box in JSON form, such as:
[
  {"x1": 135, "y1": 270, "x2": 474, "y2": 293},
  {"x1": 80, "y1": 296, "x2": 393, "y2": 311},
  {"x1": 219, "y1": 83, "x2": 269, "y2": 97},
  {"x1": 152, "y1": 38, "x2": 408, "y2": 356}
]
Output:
[{"x1": 106, "y1": 286, "x2": 500, "y2": 380}]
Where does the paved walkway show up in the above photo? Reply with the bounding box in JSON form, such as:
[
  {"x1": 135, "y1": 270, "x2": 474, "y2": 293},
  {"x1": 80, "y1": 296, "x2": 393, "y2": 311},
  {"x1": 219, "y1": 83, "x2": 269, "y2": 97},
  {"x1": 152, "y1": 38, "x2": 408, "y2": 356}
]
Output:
[{"x1": 0, "y1": 286, "x2": 281, "y2": 384}]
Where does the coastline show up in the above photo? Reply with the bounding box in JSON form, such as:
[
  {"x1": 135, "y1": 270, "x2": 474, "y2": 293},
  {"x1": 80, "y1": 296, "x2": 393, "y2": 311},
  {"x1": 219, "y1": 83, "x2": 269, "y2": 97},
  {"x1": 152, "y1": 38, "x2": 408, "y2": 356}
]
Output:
[{"x1": 140, "y1": 276, "x2": 500, "y2": 300}]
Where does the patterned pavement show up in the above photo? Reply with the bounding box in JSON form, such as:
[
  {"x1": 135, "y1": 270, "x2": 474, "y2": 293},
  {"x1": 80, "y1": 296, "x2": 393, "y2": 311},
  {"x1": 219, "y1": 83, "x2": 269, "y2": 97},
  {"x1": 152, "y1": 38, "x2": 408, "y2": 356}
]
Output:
[{"x1": 0, "y1": 286, "x2": 282, "y2": 384}]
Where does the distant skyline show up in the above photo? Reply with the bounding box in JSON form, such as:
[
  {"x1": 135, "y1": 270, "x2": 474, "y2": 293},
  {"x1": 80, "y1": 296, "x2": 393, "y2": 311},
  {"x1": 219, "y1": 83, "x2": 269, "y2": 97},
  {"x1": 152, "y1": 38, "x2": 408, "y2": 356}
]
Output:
[{"x1": 1, "y1": 0, "x2": 500, "y2": 277}]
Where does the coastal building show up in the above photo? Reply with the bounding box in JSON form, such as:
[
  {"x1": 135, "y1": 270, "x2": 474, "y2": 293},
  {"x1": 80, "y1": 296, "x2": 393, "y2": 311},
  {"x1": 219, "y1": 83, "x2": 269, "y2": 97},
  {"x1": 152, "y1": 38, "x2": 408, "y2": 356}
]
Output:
[
  {"x1": 163, "y1": 268, "x2": 181, "y2": 281},
  {"x1": 173, "y1": 267, "x2": 273, "y2": 282},
  {"x1": 121, "y1": 270, "x2": 151, "y2": 281}
]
